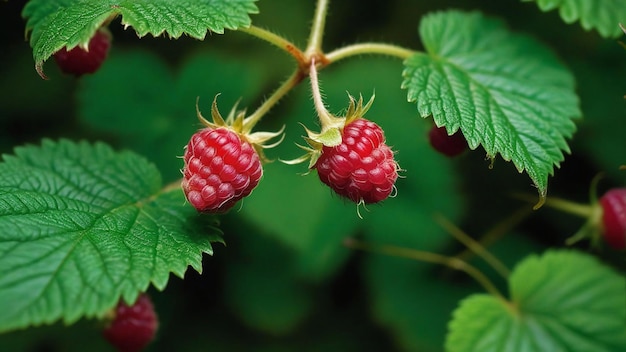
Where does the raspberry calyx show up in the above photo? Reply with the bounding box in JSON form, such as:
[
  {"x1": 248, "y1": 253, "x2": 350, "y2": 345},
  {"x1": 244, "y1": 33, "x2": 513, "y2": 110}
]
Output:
[
  {"x1": 182, "y1": 96, "x2": 284, "y2": 213},
  {"x1": 52, "y1": 28, "x2": 111, "y2": 77},
  {"x1": 102, "y1": 293, "x2": 158, "y2": 352}
]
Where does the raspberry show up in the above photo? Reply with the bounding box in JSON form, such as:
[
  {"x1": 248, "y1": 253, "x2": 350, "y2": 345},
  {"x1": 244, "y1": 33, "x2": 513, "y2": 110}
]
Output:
[
  {"x1": 428, "y1": 125, "x2": 468, "y2": 157},
  {"x1": 182, "y1": 127, "x2": 263, "y2": 213},
  {"x1": 314, "y1": 118, "x2": 398, "y2": 204},
  {"x1": 53, "y1": 28, "x2": 111, "y2": 76},
  {"x1": 103, "y1": 293, "x2": 158, "y2": 352},
  {"x1": 599, "y1": 188, "x2": 626, "y2": 249}
]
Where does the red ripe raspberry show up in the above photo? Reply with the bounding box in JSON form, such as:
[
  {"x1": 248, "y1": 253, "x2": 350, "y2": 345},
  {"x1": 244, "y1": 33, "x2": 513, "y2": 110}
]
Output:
[
  {"x1": 182, "y1": 127, "x2": 263, "y2": 213},
  {"x1": 599, "y1": 188, "x2": 626, "y2": 249},
  {"x1": 53, "y1": 28, "x2": 111, "y2": 76},
  {"x1": 103, "y1": 293, "x2": 158, "y2": 352},
  {"x1": 314, "y1": 118, "x2": 398, "y2": 204},
  {"x1": 428, "y1": 125, "x2": 468, "y2": 157}
]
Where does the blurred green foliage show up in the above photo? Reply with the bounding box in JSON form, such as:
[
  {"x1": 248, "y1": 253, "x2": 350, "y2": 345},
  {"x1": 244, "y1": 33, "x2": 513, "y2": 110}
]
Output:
[{"x1": 1, "y1": 0, "x2": 625, "y2": 351}]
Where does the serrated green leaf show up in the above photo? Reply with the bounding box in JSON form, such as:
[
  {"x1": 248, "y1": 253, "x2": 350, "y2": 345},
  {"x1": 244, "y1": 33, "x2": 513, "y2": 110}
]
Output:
[
  {"x1": 22, "y1": 0, "x2": 258, "y2": 75},
  {"x1": 523, "y1": 0, "x2": 626, "y2": 38},
  {"x1": 0, "y1": 139, "x2": 221, "y2": 332},
  {"x1": 446, "y1": 250, "x2": 626, "y2": 352},
  {"x1": 403, "y1": 10, "x2": 580, "y2": 200}
]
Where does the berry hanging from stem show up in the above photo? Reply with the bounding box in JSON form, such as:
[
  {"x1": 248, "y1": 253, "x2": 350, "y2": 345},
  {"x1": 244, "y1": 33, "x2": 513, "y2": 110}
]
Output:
[{"x1": 285, "y1": 59, "x2": 400, "y2": 207}]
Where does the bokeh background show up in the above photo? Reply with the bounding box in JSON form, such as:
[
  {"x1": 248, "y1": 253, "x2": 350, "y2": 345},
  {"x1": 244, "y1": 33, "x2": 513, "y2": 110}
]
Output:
[{"x1": 1, "y1": 0, "x2": 625, "y2": 351}]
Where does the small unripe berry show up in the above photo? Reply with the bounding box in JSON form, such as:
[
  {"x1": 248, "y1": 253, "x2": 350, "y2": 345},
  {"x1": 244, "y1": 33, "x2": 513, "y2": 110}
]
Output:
[
  {"x1": 53, "y1": 28, "x2": 111, "y2": 76},
  {"x1": 103, "y1": 293, "x2": 158, "y2": 352},
  {"x1": 314, "y1": 118, "x2": 398, "y2": 204},
  {"x1": 599, "y1": 188, "x2": 626, "y2": 249},
  {"x1": 182, "y1": 127, "x2": 263, "y2": 213},
  {"x1": 428, "y1": 125, "x2": 468, "y2": 157}
]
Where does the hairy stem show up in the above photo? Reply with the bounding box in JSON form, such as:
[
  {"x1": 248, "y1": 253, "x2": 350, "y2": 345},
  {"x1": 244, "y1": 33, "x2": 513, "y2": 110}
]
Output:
[
  {"x1": 239, "y1": 25, "x2": 305, "y2": 62},
  {"x1": 452, "y1": 206, "x2": 533, "y2": 269},
  {"x1": 435, "y1": 213, "x2": 511, "y2": 279},
  {"x1": 345, "y1": 238, "x2": 507, "y2": 302},
  {"x1": 243, "y1": 70, "x2": 304, "y2": 131},
  {"x1": 326, "y1": 43, "x2": 415, "y2": 63},
  {"x1": 309, "y1": 59, "x2": 336, "y2": 128},
  {"x1": 306, "y1": 0, "x2": 329, "y2": 55}
]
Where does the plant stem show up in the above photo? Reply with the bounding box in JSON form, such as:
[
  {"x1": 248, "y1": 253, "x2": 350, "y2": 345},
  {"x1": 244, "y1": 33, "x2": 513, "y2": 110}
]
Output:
[
  {"x1": 325, "y1": 43, "x2": 415, "y2": 63},
  {"x1": 161, "y1": 178, "x2": 183, "y2": 195},
  {"x1": 306, "y1": 0, "x2": 330, "y2": 55},
  {"x1": 243, "y1": 70, "x2": 304, "y2": 132},
  {"x1": 434, "y1": 213, "x2": 511, "y2": 279},
  {"x1": 239, "y1": 25, "x2": 305, "y2": 62},
  {"x1": 308, "y1": 59, "x2": 336, "y2": 128},
  {"x1": 513, "y1": 193, "x2": 593, "y2": 218},
  {"x1": 344, "y1": 238, "x2": 508, "y2": 302},
  {"x1": 452, "y1": 206, "x2": 532, "y2": 270}
]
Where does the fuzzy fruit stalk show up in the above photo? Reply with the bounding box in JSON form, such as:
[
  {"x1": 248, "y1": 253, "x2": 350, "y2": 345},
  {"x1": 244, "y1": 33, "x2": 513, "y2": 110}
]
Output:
[
  {"x1": 102, "y1": 293, "x2": 158, "y2": 352},
  {"x1": 53, "y1": 28, "x2": 111, "y2": 76},
  {"x1": 182, "y1": 96, "x2": 283, "y2": 213},
  {"x1": 287, "y1": 60, "x2": 399, "y2": 206}
]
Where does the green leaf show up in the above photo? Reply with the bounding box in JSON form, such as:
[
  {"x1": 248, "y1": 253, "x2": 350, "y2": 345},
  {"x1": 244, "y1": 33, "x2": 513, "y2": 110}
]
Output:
[
  {"x1": 0, "y1": 139, "x2": 221, "y2": 332},
  {"x1": 446, "y1": 250, "x2": 626, "y2": 352},
  {"x1": 22, "y1": 0, "x2": 259, "y2": 76},
  {"x1": 403, "y1": 10, "x2": 580, "y2": 201},
  {"x1": 523, "y1": 0, "x2": 626, "y2": 38}
]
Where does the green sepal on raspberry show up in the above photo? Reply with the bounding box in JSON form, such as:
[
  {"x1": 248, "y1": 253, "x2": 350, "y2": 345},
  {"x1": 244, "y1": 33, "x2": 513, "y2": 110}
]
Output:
[{"x1": 182, "y1": 95, "x2": 284, "y2": 213}]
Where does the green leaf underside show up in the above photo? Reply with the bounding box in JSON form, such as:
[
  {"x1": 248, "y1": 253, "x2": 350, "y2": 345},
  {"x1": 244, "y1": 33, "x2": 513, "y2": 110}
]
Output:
[
  {"x1": 446, "y1": 250, "x2": 626, "y2": 352},
  {"x1": 403, "y1": 10, "x2": 579, "y2": 198},
  {"x1": 523, "y1": 0, "x2": 626, "y2": 38},
  {"x1": 22, "y1": 0, "x2": 258, "y2": 73},
  {"x1": 0, "y1": 140, "x2": 220, "y2": 332}
]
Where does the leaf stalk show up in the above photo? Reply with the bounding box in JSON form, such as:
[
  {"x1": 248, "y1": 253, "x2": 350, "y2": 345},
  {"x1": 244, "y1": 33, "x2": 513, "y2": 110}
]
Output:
[
  {"x1": 344, "y1": 238, "x2": 508, "y2": 302},
  {"x1": 325, "y1": 42, "x2": 415, "y2": 63}
]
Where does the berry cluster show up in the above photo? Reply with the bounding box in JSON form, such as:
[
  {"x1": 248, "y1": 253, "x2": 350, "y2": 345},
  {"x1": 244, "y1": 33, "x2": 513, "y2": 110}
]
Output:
[
  {"x1": 428, "y1": 125, "x2": 468, "y2": 157},
  {"x1": 53, "y1": 28, "x2": 111, "y2": 76},
  {"x1": 599, "y1": 188, "x2": 626, "y2": 249},
  {"x1": 103, "y1": 293, "x2": 158, "y2": 352},
  {"x1": 314, "y1": 118, "x2": 398, "y2": 204},
  {"x1": 182, "y1": 127, "x2": 263, "y2": 213},
  {"x1": 181, "y1": 97, "x2": 283, "y2": 213}
]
